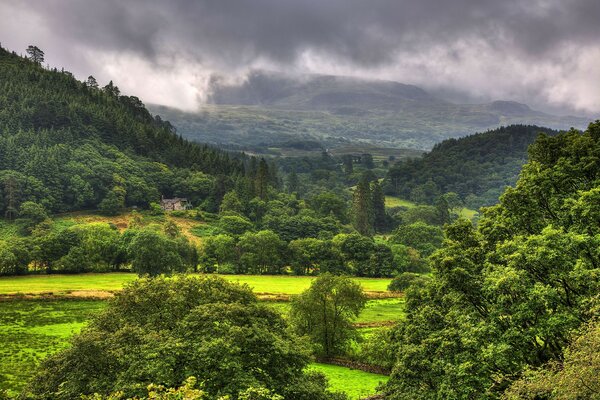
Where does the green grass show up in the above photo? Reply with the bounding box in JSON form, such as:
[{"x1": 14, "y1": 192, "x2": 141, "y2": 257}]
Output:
[
  {"x1": 309, "y1": 363, "x2": 388, "y2": 399},
  {"x1": 222, "y1": 275, "x2": 391, "y2": 295},
  {"x1": 0, "y1": 299, "x2": 105, "y2": 394},
  {"x1": 384, "y1": 196, "x2": 417, "y2": 208},
  {"x1": 385, "y1": 195, "x2": 479, "y2": 220},
  {"x1": 267, "y1": 298, "x2": 405, "y2": 325},
  {"x1": 0, "y1": 273, "x2": 138, "y2": 295},
  {"x1": 0, "y1": 273, "x2": 391, "y2": 296}
]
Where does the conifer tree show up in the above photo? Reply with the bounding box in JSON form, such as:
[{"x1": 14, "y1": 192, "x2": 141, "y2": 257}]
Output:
[
  {"x1": 372, "y1": 180, "x2": 386, "y2": 232},
  {"x1": 352, "y1": 173, "x2": 373, "y2": 236},
  {"x1": 255, "y1": 158, "x2": 270, "y2": 200}
]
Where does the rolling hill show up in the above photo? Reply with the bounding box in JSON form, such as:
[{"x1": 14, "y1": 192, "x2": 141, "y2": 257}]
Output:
[
  {"x1": 383, "y1": 124, "x2": 562, "y2": 208},
  {"x1": 150, "y1": 71, "x2": 587, "y2": 151}
]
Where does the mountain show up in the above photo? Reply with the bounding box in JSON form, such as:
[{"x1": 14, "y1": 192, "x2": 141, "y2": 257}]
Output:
[
  {"x1": 383, "y1": 124, "x2": 562, "y2": 208},
  {"x1": 0, "y1": 46, "x2": 250, "y2": 215},
  {"x1": 149, "y1": 71, "x2": 588, "y2": 151}
]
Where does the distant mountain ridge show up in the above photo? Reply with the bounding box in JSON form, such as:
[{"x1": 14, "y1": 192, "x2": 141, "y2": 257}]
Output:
[{"x1": 150, "y1": 71, "x2": 588, "y2": 150}]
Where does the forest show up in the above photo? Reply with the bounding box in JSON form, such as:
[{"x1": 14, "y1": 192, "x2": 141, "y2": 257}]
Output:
[{"x1": 0, "y1": 45, "x2": 598, "y2": 399}]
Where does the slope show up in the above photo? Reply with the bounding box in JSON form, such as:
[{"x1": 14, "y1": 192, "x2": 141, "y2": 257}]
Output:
[
  {"x1": 0, "y1": 46, "x2": 249, "y2": 215},
  {"x1": 383, "y1": 125, "x2": 561, "y2": 208}
]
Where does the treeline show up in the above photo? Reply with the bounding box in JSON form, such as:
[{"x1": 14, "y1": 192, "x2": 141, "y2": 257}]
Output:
[
  {"x1": 0, "y1": 214, "x2": 198, "y2": 276},
  {"x1": 384, "y1": 124, "x2": 560, "y2": 208}
]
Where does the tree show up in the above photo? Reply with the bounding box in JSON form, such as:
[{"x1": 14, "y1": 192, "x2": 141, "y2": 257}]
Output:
[
  {"x1": 290, "y1": 274, "x2": 366, "y2": 357},
  {"x1": 86, "y1": 75, "x2": 98, "y2": 89},
  {"x1": 385, "y1": 123, "x2": 600, "y2": 399},
  {"x1": 218, "y1": 215, "x2": 254, "y2": 236},
  {"x1": 99, "y1": 187, "x2": 125, "y2": 216},
  {"x1": 503, "y1": 320, "x2": 600, "y2": 400},
  {"x1": 371, "y1": 180, "x2": 387, "y2": 232},
  {"x1": 389, "y1": 222, "x2": 443, "y2": 257},
  {"x1": 352, "y1": 174, "x2": 373, "y2": 236},
  {"x1": 361, "y1": 153, "x2": 374, "y2": 169},
  {"x1": 220, "y1": 190, "x2": 244, "y2": 214},
  {"x1": 341, "y1": 155, "x2": 353, "y2": 175},
  {"x1": 18, "y1": 201, "x2": 48, "y2": 234},
  {"x1": 286, "y1": 171, "x2": 299, "y2": 193},
  {"x1": 310, "y1": 192, "x2": 348, "y2": 223},
  {"x1": 255, "y1": 158, "x2": 270, "y2": 200},
  {"x1": 238, "y1": 230, "x2": 285, "y2": 274},
  {"x1": 26, "y1": 45, "x2": 44, "y2": 64},
  {"x1": 127, "y1": 230, "x2": 185, "y2": 276},
  {"x1": 24, "y1": 276, "x2": 342, "y2": 399},
  {"x1": 201, "y1": 234, "x2": 237, "y2": 273}
]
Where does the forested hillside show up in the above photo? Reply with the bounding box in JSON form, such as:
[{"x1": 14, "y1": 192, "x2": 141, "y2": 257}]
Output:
[
  {"x1": 384, "y1": 125, "x2": 561, "y2": 208},
  {"x1": 0, "y1": 46, "x2": 252, "y2": 215}
]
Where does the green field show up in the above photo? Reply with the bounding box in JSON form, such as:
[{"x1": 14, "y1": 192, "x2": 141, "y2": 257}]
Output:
[
  {"x1": 0, "y1": 274, "x2": 398, "y2": 395},
  {"x1": 0, "y1": 273, "x2": 392, "y2": 296},
  {"x1": 0, "y1": 299, "x2": 105, "y2": 395},
  {"x1": 310, "y1": 363, "x2": 388, "y2": 399},
  {"x1": 268, "y1": 298, "x2": 405, "y2": 325}
]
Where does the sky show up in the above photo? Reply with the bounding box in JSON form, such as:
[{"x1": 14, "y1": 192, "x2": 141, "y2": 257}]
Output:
[{"x1": 1, "y1": 0, "x2": 599, "y2": 115}]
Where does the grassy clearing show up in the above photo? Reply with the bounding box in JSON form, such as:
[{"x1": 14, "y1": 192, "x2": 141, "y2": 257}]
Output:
[
  {"x1": 385, "y1": 196, "x2": 417, "y2": 209},
  {"x1": 385, "y1": 195, "x2": 479, "y2": 220},
  {"x1": 0, "y1": 299, "x2": 105, "y2": 394},
  {"x1": 0, "y1": 273, "x2": 392, "y2": 297},
  {"x1": 309, "y1": 363, "x2": 388, "y2": 399}
]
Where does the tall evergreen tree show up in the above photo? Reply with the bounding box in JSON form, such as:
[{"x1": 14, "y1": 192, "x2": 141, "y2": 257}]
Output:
[
  {"x1": 372, "y1": 180, "x2": 386, "y2": 233},
  {"x1": 341, "y1": 155, "x2": 353, "y2": 174},
  {"x1": 287, "y1": 171, "x2": 299, "y2": 193},
  {"x1": 255, "y1": 158, "x2": 270, "y2": 200},
  {"x1": 352, "y1": 173, "x2": 373, "y2": 236}
]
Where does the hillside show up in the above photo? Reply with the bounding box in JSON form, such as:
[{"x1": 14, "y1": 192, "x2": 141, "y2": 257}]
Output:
[
  {"x1": 383, "y1": 124, "x2": 561, "y2": 208},
  {"x1": 0, "y1": 46, "x2": 255, "y2": 215},
  {"x1": 150, "y1": 71, "x2": 587, "y2": 151}
]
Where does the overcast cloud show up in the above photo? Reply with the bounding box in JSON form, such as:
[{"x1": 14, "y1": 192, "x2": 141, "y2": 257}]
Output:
[{"x1": 1, "y1": 0, "x2": 598, "y2": 114}]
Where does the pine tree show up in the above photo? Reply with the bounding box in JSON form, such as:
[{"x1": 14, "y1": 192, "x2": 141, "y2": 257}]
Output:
[
  {"x1": 287, "y1": 171, "x2": 299, "y2": 193},
  {"x1": 341, "y1": 155, "x2": 353, "y2": 174},
  {"x1": 255, "y1": 158, "x2": 270, "y2": 200},
  {"x1": 352, "y1": 174, "x2": 373, "y2": 236},
  {"x1": 372, "y1": 180, "x2": 386, "y2": 233}
]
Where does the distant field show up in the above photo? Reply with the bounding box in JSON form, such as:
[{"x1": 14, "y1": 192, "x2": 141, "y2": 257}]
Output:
[
  {"x1": 309, "y1": 363, "x2": 388, "y2": 399},
  {"x1": 385, "y1": 195, "x2": 479, "y2": 220},
  {"x1": 0, "y1": 273, "x2": 392, "y2": 297}
]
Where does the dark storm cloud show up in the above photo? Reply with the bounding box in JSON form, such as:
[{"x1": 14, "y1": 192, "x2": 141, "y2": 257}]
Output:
[
  {"x1": 1, "y1": 0, "x2": 599, "y2": 113},
  {"x1": 15, "y1": 0, "x2": 600, "y2": 66}
]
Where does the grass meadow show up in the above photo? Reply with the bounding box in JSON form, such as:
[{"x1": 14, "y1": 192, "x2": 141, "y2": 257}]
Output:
[
  {"x1": 0, "y1": 273, "x2": 392, "y2": 297},
  {"x1": 310, "y1": 363, "x2": 389, "y2": 399},
  {"x1": 0, "y1": 274, "x2": 397, "y2": 396}
]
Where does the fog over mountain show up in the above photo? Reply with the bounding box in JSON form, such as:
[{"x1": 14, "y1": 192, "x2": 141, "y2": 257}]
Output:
[
  {"x1": 1, "y1": 0, "x2": 599, "y2": 116},
  {"x1": 150, "y1": 71, "x2": 588, "y2": 150}
]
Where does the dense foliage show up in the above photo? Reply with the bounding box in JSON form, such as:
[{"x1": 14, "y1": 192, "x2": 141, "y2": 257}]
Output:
[
  {"x1": 384, "y1": 122, "x2": 600, "y2": 399},
  {"x1": 384, "y1": 125, "x2": 560, "y2": 208},
  {"x1": 23, "y1": 276, "x2": 345, "y2": 400}
]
